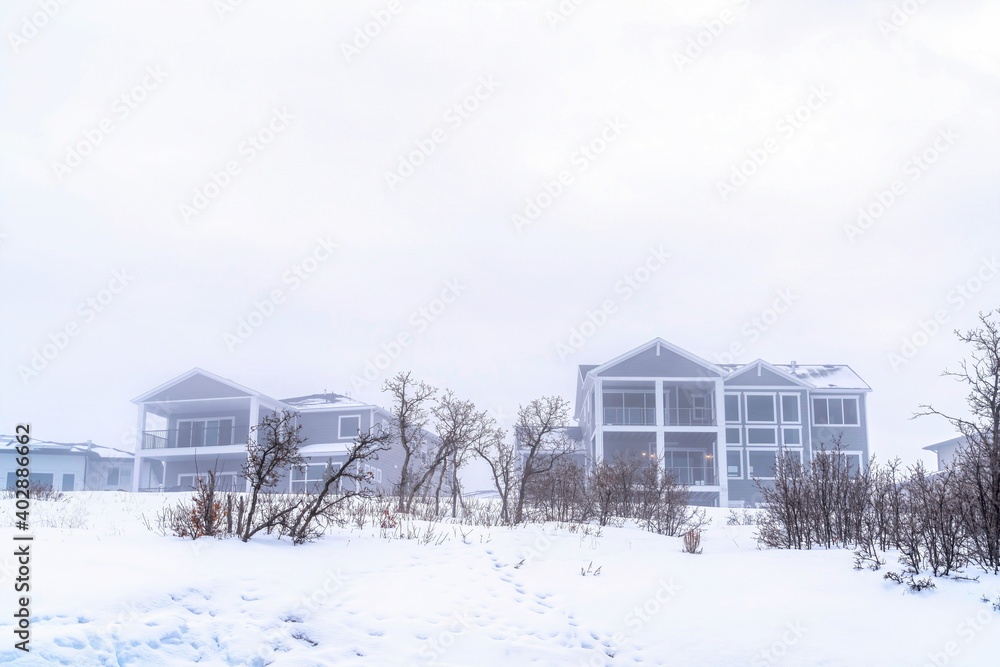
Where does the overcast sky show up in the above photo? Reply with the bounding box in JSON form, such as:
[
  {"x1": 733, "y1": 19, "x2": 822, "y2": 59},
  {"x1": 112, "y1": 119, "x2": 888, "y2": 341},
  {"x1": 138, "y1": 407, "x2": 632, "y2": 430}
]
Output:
[{"x1": 2, "y1": 0, "x2": 998, "y2": 473}]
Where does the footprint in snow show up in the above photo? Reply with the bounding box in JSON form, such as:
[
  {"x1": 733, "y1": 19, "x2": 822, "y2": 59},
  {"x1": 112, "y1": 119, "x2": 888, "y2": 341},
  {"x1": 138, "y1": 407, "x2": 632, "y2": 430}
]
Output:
[{"x1": 54, "y1": 636, "x2": 86, "y2": 649}]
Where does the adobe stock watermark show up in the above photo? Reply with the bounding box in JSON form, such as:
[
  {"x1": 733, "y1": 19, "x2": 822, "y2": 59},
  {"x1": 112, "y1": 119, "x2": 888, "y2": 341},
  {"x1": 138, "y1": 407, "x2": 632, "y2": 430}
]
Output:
[
  {"x1": 179, "y1": 107, "x2": 294, "y2": 223},
  {"x1": 512, "y1": 117, "x2": 628, "y2": 233},
  {"x1": 713, "y1": 289, "x2": 798, "y2": 364},
  {"x1": 579, "y1": 578, "x2": 680, "y2": 666},
  {"x1": 878, "y1": 0, "x2": 931, "y2": 39},
  {"x1": 556, "y1": 246, "x2": 669, "y2": 360},
  {"x1": 384, "y1": 76, "x2": 500, "y2": 191},
  {"x1": 341, "y1": 0, "x2": 403, "y2": 62},
  {"x1": 751, "y1": 620, "x2": 808, "y2": 666},
  {"x1": 50, "y1": 65, "x2": 167, "y2": 182},
  {"x1": 921, "y1": 606, "x2": 994, "y2": 667},
  {"x1": 350, "y1": 279, "x2": 466, "y2": 390},
  {"x1": 716, "y1": 84, "x2": 832, "y2": 202},
  {"x1": 254, "y1": 568, "x2": 349, "y2": 661},
  {"x1": 844, "y1": 128, "x2": 958, "y2": 243},
  {"x1": 7, "y1": 0, "x2": 73, "y2": 53},
  {"x1": 545, "y1": 0, "x2": 591, "y2": 29},
  {"x1": 213, "y1": 0, "x2": 250, "y2": 21},
  {"x1": 674, "y1": 0, "x2": 753, "y2": 73},
  {"x1": 887, "y1": 256, "x2": 999, "y2": 371},
  {"x1": 224, "y1": 236, "x2": 337, "y2": 351},
  {"x1": 17, "y1": 269, "x2": 134, "y2": 384},
  {"x1": 418, "y1": 609, "x2": 475, "y2": 662}
]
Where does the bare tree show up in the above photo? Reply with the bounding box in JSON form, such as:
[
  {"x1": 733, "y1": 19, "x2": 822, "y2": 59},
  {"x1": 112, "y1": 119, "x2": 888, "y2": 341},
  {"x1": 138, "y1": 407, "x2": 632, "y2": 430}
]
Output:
[
  {"x1": 239, "y1": 410, "x2": 305, "y2": 542},
  {"x1": 916, "y1": 310, "x2": 1000, "y2": 573},
  {"x1": 429, "y1": 391, "x2": 494, "y2": 517},
  {"x1": 472, "y1": 424, "x2": 515, "y2": 524},
  {"x1": 284, "y1": 425, "x2": 393, "y2": 545},
  {"x1": 383, "y1": 371, "x2": 437, "y2": 512},
  {"x1": 512, "y1": 396, "x2": 575, "y2": 524}
]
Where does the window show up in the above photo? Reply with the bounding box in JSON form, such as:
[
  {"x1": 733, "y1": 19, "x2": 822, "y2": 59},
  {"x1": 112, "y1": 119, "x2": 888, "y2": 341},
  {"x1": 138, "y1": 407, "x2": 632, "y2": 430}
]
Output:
[
  {"x1": 782, "y1": 428, "x2": 801, "y2": 446},
  {"x1": 724, "y1": 394, "x2": 741, "y2": 422},
  {"x1": 747, "y1": 428, "x2": 777, "y2": 445},
  {"x1": 725, "y1": 428, "x2": 741, "y2": 445},
  {"x1": 748, "y1": 450, "x2": 777, "y2": 479},
  {"x1": 107, "y1": 467, "x2": 119, "y2": 486},
  {"x1": 6, "y1": 472, "x2": 54, "y2": 490},
  {"x1": 291, "y1": 464, "x2": 337, "y2": 493},
  {"x1": 781, "y1": 448, "x2": 803, "y2": 465},
  {"x1": 62, "y1": 474, "x2": 75, "y2": 492},
  {"x1": 746, "y1": 394, "x2": 775, "y2": 423},
  {"x1": 781, "y1": 395, "x2": 800, "y2": 423},
  {"x1": 727, "y1": 449, "x2": 743, "y2": 479},
  {"x1": 812, "y1": 397, "x2": 859, "y2": 426},
  {"x1": 339, "y1": 415, "x2": 361, "y2": 439},
  {"x1": 177, "y1": 418, "x2": 235, "y2": 447},
  {"x1": 603, "y1": 391, "x2": 655, "y2": 425}
]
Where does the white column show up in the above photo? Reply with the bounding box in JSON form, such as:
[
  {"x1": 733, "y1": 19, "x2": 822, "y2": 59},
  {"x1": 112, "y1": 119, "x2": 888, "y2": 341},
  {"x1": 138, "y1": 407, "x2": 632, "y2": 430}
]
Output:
[
  {"x1": 654, "y1": 379, "x2": 664, "y2": 462},
  {"x1": 132, "y1": 404, "x2": 146, "y2": 492},
  {"x1": 247, "y1": 396, "x2": 260, "y2": 492},
  {"x1": 714, "y1": 378, "x2": 728, "y2": 507},
  {"x1": 594, "y1": 380, "x2": 604, "y2": 462}
]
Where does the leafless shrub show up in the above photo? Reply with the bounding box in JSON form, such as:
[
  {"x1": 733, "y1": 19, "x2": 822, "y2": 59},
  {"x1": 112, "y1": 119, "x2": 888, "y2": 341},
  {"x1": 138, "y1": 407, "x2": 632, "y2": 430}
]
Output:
[{"x1": 682, "y1": 529, "x2": 703, "y2": 554}]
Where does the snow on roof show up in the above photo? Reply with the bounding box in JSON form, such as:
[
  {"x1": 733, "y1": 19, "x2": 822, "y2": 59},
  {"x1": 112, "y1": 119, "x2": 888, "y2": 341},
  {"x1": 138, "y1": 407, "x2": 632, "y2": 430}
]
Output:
[
  {"x1": 924, "y1": 436, "x2": 965, "y2": 452},
  {"x1": 718, "y1": 363, "x2": 870, "y2": 390},
  {"x1": 0, "y1": 435, "x2": 134, "y2": 459},
  {"x1": 281, "y1": 393, "x2": 372, "y2": 411},
  {"x1": 297, "y1": 442, "x2": 352, "y2": 456},
  {"x1": 778, "y1": 365, "x2": 871, "y2": 391}
]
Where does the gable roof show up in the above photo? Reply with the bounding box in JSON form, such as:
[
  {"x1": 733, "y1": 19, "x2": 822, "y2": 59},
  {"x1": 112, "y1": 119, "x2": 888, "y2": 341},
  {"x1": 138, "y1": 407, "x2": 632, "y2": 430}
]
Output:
[
  {"x1": 723, "y1": 359, "x2": 814, "y2": 388},
  {"x1": 132, "y1": 368, "x2": 278, "y2": 404},
  {"x1": 588, "y1": 338, "x2": 728, "y2": 379}
]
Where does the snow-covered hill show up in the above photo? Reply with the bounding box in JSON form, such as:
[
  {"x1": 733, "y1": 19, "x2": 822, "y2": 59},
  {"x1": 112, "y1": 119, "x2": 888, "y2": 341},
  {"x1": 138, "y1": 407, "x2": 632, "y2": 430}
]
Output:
[{"x1": 2, "y1": 493, "x2": 998, "y2": 665}]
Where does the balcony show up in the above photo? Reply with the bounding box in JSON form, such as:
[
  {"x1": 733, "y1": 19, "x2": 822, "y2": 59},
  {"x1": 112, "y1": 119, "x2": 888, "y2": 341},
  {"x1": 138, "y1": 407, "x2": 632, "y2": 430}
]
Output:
[
  {"x1": 603, "y1": 407, "x2": 655, "y2": 426},
  {"x1": 664, "y1": 406, "x2": 716, "y2": 426},
  {"x1": 141, "y1": 425, "x2": 249, "y2": 450},
  {"x1": 665, "y1": 465, "x2": 717, "y2": 486}
]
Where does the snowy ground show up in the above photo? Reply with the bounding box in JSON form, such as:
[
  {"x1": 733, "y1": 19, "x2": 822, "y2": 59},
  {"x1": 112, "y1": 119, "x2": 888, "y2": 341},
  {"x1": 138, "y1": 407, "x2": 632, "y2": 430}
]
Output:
[{"x1": 2, "y1": 493, "x2": 999, "y2": 666}]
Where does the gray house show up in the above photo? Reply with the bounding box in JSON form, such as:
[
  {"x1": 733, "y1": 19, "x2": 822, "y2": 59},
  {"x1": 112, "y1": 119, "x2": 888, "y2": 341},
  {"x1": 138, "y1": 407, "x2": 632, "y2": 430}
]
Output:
[
  {"x1": 574, "y1": 338, "x2": 872, "y2": 507},
  {"x1": 131, "y1": 368, "x2": 417, "y2": 493},
  {"x1": 1, "y1": 435, "x2": 134, "y2": 491}
]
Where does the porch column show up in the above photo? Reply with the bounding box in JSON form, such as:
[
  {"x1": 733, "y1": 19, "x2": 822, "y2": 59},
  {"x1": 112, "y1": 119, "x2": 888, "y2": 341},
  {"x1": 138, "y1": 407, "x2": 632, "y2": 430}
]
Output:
[
  {"x1": 594, "y1": 380, "x2": 604, "y2": 462},
  {"x1": 132, "y1": 404, "x2": 146, "y2": 492},
  {"x1": 714, "y1": 377, "x2": 728, "y2": 507},
  {"x1": 247, "y1": 396, "x2": 260, "y2": 492},
  {"x1": 654, "y1": 380, "x2": 665, "y2": 462}
]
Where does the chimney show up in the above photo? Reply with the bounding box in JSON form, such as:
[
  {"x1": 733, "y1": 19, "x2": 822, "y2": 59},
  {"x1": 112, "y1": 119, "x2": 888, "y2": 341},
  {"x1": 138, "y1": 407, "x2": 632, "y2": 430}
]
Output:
[{"x1": 790, "y1": 360, "x2": 798, "y2": 374}]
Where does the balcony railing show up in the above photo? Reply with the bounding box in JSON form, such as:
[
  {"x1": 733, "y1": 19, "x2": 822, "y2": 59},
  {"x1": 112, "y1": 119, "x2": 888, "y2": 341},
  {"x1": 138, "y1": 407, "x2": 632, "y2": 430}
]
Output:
[
  {"x1": 664, "y1": 407, "x2": 716, "y2": 426},
  {"x1": 141, "y1": 426, "x2": 248, "y2": 450},
  {"x1": 666, "y1": 465, "x2": 717, "y2": 486},
  {"x1": 604, "y1": 407, "x2": 655, "y2": 426}
]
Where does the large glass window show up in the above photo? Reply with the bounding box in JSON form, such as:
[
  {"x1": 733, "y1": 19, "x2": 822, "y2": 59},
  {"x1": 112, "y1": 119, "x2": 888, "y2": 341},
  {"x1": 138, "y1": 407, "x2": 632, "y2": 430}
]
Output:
[
  {"x1": 812, "y1": 397, "x2": 859, "y2": 426},
  {"x1": 748, "y1": 450, "x2": 777, "y2": 479},
  {"x1": 747, "y1": 428, "x2": 777, "y2": 445},
  {"x1": 177, "y1": 418, "x2": 234, "y2": 447},
  {"x1": 724, "y1": 394, "x2": 741, "y2": 422},
  {"x1": 781, "y1": 395, "x2": 800, "y2": 423},
  {"x1": 746, "y1": 395, "x2": 776, "y2": 423},
  {"x1": 725, "y1": 428, "x2": 741, "y2": 445},
  {"x1": 782, "y1": 428, "x2": 801, "y2": 446},
  {"x1": 291, "y1": 464, "x2": 337, "y2": 493},
  {"x1": 603, "y1": 391, "x2": 655, "y2": 425},
  {"x1": 727, "y1": 450, "x2": 743, "y2": 478}
]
